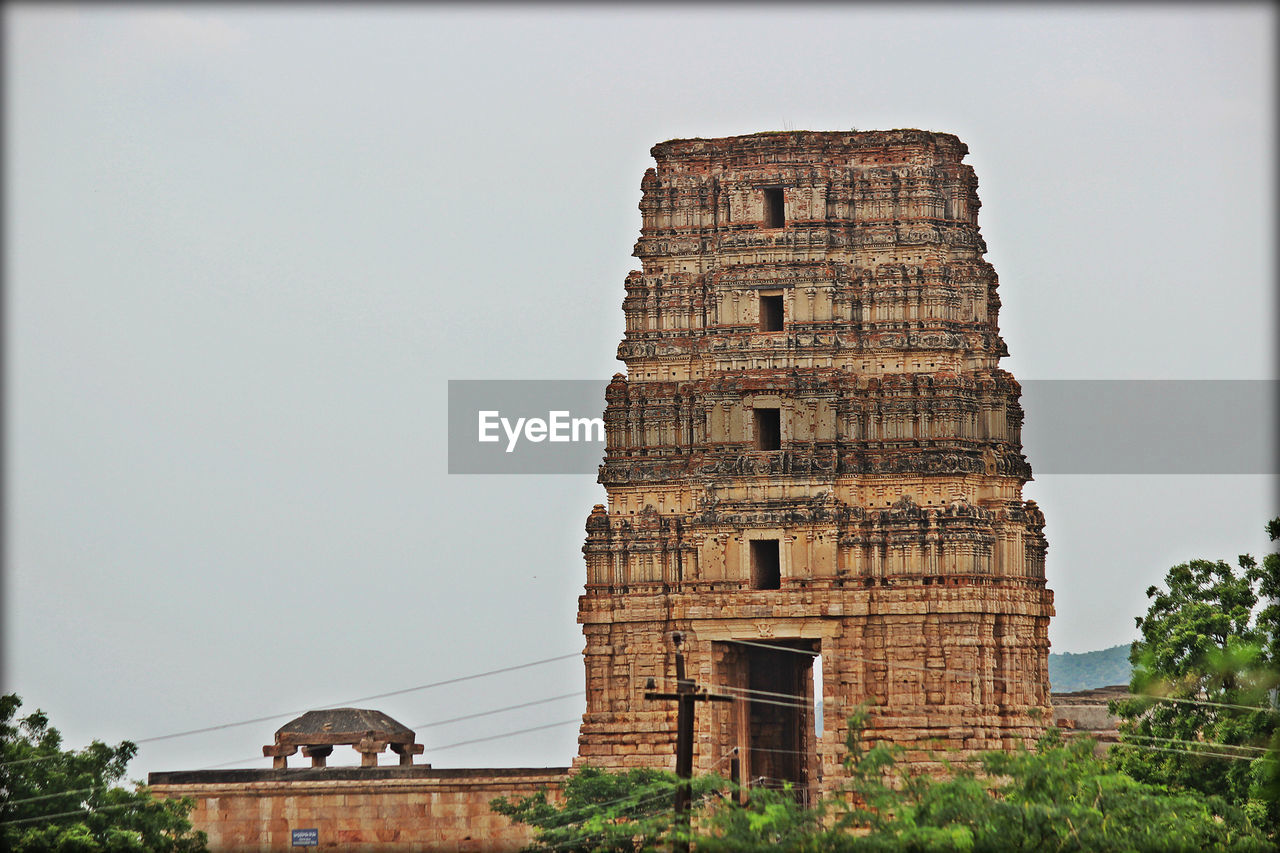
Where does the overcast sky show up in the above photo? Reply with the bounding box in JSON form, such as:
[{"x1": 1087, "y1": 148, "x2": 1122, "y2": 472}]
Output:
[{"x1": 5, "y1": 4, "x2": 1275, "y2": 782}]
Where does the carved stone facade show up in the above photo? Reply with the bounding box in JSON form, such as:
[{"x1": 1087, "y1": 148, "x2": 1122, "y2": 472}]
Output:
[{"x1": 576, "y1": 130, "x2": 1054, "y2": 799}]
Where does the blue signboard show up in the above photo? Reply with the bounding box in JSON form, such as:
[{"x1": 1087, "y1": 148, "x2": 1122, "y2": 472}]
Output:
[{"x1": 291, "y1": 828, "x2": 319, "y2": 847}]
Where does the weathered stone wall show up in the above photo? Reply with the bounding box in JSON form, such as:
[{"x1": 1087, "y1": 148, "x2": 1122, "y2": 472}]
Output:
[
  {"x1": 1052, "y1": 685, "x2": 1130, "y2": 756},
  {"x1": 150, "y1": 129, "x2": 1054, "y2": 848},
  {"x1": 577, "y1": 129, "x2": 1054, "y2": 799},
  {"x1": 148, "y1": 767, "x2": 567, "y2": 852}
]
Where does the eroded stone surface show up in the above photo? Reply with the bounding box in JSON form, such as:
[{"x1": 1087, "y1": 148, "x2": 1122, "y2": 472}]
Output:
[
  {"x1": 576, "y1": 130, "x2": 1054, "y2": 800},
  {"x1": 150, "y1": 129, "x2": 1055, "y2": 848},
  {"x1": 148, "y1": 768, "x2": 567, "y2": 852},
  {"x1": 263, "y1": 708, "x2": 425, "y2": 768}
]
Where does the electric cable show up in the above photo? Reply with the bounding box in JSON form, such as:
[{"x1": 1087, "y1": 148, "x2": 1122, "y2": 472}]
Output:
[
  {"x1": 427, "y1": 718, "x2": 581, "y2": 752},
  {"x1": 411, "y1": 691, "x2": 584, "y2": 730},
  {"x1": 0, "y1": 754, "x2": 63, "y2": 769},
  {"x1": 726, "y1": 638, "x2": 1046, "y2": 688},
  {"x1": 1109, "y1": 740, "x2": 1272, "y2": 763},
  {"x1": 1, "y1": 786, "x2": 99, "y2": 807},
  {"x1": 136, "y1": 652, "x2": 580, "y2": 745},
  {"x1": 543, "y1": 789, "x2": 675, "y2": 852},
  {"x1": 726, "y1": 638, "x2": 1279, "y2": 714},
  {"x1": 1118, "y1": 693, "x2": 1277, "y2": 714},
  {"x1": 489, "y1": 770, "x2": 689, "y2": 853},
  {"x1": 710, "y1": 682, "x2": 821, "y2": 703},
  {"x1": 0, "y1": 659, "x2": 581, "y2": 769},
  {"x1": 8, "y1": 645, "x2": 1269, "y2": 778},
  {"x1": 0, "y1": 798, "x2": 146, "y2": 827},
  {"x1": 194, "y1": 681, "x2": 819, "y2": 770},
  {"x1": 198, "y1": 715, "x2": 585, "y2": 769},
  {"x1": 1116, "y1": 732, "x2": 1271, "y2": 756}
]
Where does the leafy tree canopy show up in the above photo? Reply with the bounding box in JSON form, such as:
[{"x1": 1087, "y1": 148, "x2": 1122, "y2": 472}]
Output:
[
  {"x1": 492, "y1": 765, "x2": 682, "y2": 852},
  {"x1": 493, "y1": 764, "x2": 828, "y2": 853},
  {"x1": 496, "y1": 522, "x2": 1280, "y2": 850},
  {"x1": 494, "y1": 708, "x2": 1274, "y2": 851},
  {"x1": 0, "y1": 694, "x2": 206, "y2": 853},
  {"x1": 1111, "y1": 518, "x2": 1280, "y2": 831},
  {"x1": 834, "y1": 704, "x2": 1271, "y2": 852}
]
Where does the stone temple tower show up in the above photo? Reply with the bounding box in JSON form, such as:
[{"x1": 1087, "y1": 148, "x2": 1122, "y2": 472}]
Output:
[{"x1": 576, "y1": 130, "x2": 1053, "y2": 800}]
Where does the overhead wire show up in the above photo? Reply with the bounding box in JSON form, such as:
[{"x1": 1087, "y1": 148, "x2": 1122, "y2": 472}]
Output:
[
  {"x1": 0, "y1": 653, "x2": 583, "y2": 772},
  {"x1": 19, "y1": 636, "x2": 1274, "y2": 754},
  {"x1": 704, "y1": 744, "x2": 740, "y2": 773},
  {"x1": 11, "y1": 644, "x2": 1275, "y2": 835},
  {"x1": 490, "y1": 736, "x2": 1277, "y2": 853},
  {"x1": 197, "y1": 714, "x2": 585, "y2": 770},
  {"x1": 10, "y1": 744, "x2": 1265, "y2": 835},
  {"x1": 1, "y1": 775, "x2": 663, "y2": 835},
  {"x1": 0, "y1": 754, "x2": 63, "y2": 769},
  {"x1": 726, "y1": 638, "x2": 1278, "y2": 715},
  {"x1": 535, "y1": 752, "x2": 766, "y2": 853},
  {"x1": 2, "y1": 786, "x2": 100, "y2": 807},
  {"x1": 482, "y1": 760, "x2": 698, "y2": 853},
  {"x1": 136, "y1": 652, "x2": 581, "y2": 745},
  {"x1": 8, "y1": 644, "x2": 1271, "y2": 781},
  {"x1": 543, "y1": 789, "x2": 676, "y2": 852},
  {"x1": 702, "y1": 693, "x2": 814, "y2": 713},
  {"x1": 1118, "y1": 693, "x2": 1277, "y2": 714},
  {"x1": 1115, "y1": 732, "x2": 1272, "y2": 756},
  {"x1": 428, "y1": 718, "x2": 581, "y2": 752},
  {"x1": 0, "y1": 798, "x2": 148, "y2": 828},
  {"x1": 443, "y1": 737, "x2": 1276, "y2": 853},
  {"x1": 726, "y1": 638, "x2": 1049, "y2": 689},
  {"x1": 1109, "y1": 741, "x2": 1271, "y2": 763},
  {"x1": 411, "y1": 691, "x2": 584, "y2": 730},
  {"x1": 189, "y1": 680, "x2": 822, "y2": 770},
  {"x1": 710, "y1": 682, "x2": 822, "y2": 703}
]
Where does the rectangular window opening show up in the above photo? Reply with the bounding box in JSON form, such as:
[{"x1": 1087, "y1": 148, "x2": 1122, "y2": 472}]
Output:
[
  {"x1": 759, "y1": 294, "x2": 784, "y2": 332},
  {"x1": 763, "y1": 188, "x2": 785, "y2": 228},
  {"x1": 750, "y1": 539, "x2": 781, "y2": 590},
  {"x1": 755, "y1": 408, "x2": 781, "y2": 451}
]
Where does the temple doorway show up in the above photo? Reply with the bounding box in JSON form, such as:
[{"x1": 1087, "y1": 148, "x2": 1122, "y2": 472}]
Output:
[{"x1": 715, "y1": 639, "x2": 818, "y2": 804}]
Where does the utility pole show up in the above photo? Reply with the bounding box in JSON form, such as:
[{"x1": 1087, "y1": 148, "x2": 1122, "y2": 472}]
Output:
[{"x1": 644, "y1": 632, "x2": 732, "y2": 852}]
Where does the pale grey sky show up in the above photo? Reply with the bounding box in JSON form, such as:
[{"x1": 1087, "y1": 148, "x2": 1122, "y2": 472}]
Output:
[{"x1": 5, "y1": 4, "x2": 1275, "y2": 781}]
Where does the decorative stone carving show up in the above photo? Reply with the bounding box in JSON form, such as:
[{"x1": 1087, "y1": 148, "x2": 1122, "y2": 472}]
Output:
[{"x1": 578, "y1": 130, "x2": 1053, "y2": 799}]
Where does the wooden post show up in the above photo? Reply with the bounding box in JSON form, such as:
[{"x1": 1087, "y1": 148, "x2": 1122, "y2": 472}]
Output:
[{"x1": 644, "y1": 632, "x2": 733, "y2": 852}]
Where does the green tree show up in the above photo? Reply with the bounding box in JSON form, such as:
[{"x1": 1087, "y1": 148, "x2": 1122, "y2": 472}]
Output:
[
  {"x1": 1252, "y1": 519, "x2": 1280, "y2": 818},
  {"x1": 831, "y1": 705, "x2": 1272, "y2": 852},
  {"x1": 492, "y1": 709, "x2": 1273, "y2": 851},
  {"x1": 689, "y1": 782, "x2": 830, "y2": 853},
  {"x1": 0, "y1": 694, "x2": 206, "y2": 853},
  {"x1": 1110, "y1": 519, "x2": 1280, "y2": 831},
  {"x1": 491, "y1": 764, "x2": 683, "y2": 851},
  {"x1": 493, "y1": 761, "x2": 839, "y2": 852}
]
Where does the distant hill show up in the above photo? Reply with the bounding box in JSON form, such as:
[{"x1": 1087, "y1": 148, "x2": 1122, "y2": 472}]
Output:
[{"x1": 1049, "y1": 643, "x2": 1134, "y2": 693}]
